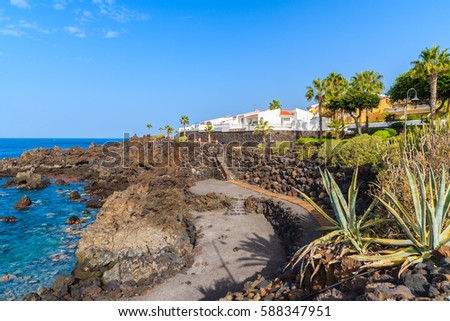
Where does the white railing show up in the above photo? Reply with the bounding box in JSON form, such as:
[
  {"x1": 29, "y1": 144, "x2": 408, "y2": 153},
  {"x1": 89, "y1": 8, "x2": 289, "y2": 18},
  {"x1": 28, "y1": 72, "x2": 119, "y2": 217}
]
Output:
[
  {"x1": 191, "y1": 120, "x2": 328, "y2": 132},
  {"x1": 387, "y1": 104, "x2": 431, "y2": 113}
]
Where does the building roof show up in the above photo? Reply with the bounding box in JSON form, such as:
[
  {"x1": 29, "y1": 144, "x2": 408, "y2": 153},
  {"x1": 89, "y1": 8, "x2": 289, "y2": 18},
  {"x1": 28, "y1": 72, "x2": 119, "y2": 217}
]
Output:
[{"x1": 280, "y1": 110, "x2": 294, "y2": 116}]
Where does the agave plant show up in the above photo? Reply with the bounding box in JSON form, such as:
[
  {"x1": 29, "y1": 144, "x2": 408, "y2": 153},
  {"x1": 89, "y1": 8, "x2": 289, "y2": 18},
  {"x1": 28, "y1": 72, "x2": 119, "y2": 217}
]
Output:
[
  {"x1": 353, "y1": 164, "x2": 450, "y2": 273},
  {"x1": 289, "y1": 168, "x2": 379, "y2": 270}
]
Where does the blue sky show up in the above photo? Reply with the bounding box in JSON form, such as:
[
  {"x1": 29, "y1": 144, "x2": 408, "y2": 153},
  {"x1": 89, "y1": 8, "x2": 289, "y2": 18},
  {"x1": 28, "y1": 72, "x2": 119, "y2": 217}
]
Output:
[{"x1": 1, "y1": 0, "x2": 450, "y2": 138}]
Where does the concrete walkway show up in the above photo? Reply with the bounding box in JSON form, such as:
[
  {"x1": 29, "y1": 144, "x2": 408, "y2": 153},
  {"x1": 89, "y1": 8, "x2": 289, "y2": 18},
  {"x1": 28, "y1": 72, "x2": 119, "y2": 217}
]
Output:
[
  {"x1": 191, "y1": 179, "x2": 323, "y2": 246},
  {"x1": 228, "y1": 180, "x2": 329, "y2": 227},
  {"x1": 137, "y1": 179, "x2": 321, "y2": 301}
]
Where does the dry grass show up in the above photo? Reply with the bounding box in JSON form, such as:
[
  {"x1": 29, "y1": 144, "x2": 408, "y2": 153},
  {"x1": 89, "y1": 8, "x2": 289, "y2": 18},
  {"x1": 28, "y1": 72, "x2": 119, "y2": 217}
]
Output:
[{"x1": 377, "y1": 124, "x2": 450, "y2": 213}]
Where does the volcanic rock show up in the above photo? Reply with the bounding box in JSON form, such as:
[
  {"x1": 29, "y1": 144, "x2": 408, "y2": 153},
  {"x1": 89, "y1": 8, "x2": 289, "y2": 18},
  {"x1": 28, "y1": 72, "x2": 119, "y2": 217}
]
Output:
[
  {"x1": 0, "y1": 216, "x2": 20, "y2": 223},
  {"x1": 54, "y1": 178, "x2": 70, "y2": 186},
  {"x1": 75, "y1": 183, "x2": 194, "y2": 286},
  {"x1": 85, "y1": 199, "x2": 102, "y2": 209},
  {"x1": 14, "y1": 170, "x2": 50, "y2": 190},
  {"x1": 364, "y1": 282, "x2": 415, "y2": 301},
  {"x1": 66, "y1": 216, "x2": 82, "y2": 225},
  {"x1": 68, "y1": 191, "x2": 81, "y2": 200},
  {"x1": 13, "y1": 195, "x2": 32, "y2": 210},
  {"x1": 403, "y1": 274, "x2": 431, "y2": 297}
]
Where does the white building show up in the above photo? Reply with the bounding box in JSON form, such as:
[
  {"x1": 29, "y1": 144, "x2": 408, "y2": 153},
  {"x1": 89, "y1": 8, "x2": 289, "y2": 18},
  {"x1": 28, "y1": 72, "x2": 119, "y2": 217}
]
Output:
[{"x1": 183, "y1": 108, "x2": 329, "y2": 133}]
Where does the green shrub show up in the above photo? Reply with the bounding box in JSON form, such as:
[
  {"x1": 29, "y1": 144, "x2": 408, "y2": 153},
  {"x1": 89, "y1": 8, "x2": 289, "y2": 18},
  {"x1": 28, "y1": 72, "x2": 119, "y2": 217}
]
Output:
[
  {"x1": 256, "y1": 143, "x2": 266, "y2": 150},
  {"x1": 372, "y1": 129, "x2": 397, "y2": 140},
  {"x1": 296, "y1": 145, "x2": 319, "y2": 160},
  {"x1": 295, "y1": 137, "x2": 325, "y2": 146},
  {"x1": 385, "y1": 128, "x2": 397, "y2": 137},
  {"x1": 366, "y1": 128, "x2": 380, "y2": 135},
  {"x1": 151, "y1": 134, "x2": 165, "y2": 140},
  {"x1": 390, "y1": 121, "x2": 405, "y2": 131},
  {"x1": 385, "y1": 114, "x2": 396, "y2": 122},
  {"x1": 319, "y1": 134, "x2": 387, "y2": 169},
  {"x1": 407, "y1": 114, "x2": 421, "y2": 121},
  {"x1": 372, "y1": 130, "x2": 391, "y2": 140},
  {"x1": 317, "y1": 139, "x2": 347, "y2": 160},
  {"x1": 271, "y1": 141, "x2": 291, "y2": 154},
  {"x1": 177, "y1": 136, "x2": 188, "y2": 142}
]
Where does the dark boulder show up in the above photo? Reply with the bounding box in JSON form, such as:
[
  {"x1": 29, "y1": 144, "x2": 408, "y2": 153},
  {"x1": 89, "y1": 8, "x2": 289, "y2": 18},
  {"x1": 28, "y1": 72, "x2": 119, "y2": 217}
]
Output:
[
  {"x1": 54, "y1": 178, "x2": 70, "y2": 186},
  {"x1": 66, "y1": 216, "x2": 82, "y2": 225},
  {"x1": 403, "y1": 274, "x2": 431, "y2": 297},
  {"x1": 13, "y1": 195, "x2": 32, "y2": 210},
  {"x1": 52, "y1": 275, "x2": 75, "y2": 298},
  {"x1": 0, "y1": 216, "x2": 20, "y2": 223},
  {"x1": 69, "y1": 191, "x2": 81, "y2": 200},
  {"x1": 14, "y1": 171, "x2": 50, "y2": 190},
  {"x1": 86, "y1": 199, "x2": 103, "y2": 209}
]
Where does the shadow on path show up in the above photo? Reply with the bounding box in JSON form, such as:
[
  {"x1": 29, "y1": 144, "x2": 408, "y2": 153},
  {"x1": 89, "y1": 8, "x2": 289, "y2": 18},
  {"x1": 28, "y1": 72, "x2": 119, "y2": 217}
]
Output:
[{"x1": 197, "y1": 233, "x2": 285, "y2": 301}]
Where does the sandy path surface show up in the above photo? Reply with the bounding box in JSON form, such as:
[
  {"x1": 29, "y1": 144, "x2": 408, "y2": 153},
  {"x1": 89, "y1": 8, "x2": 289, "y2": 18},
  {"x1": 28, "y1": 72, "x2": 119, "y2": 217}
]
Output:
[
  {"x1": 137, "y1": 179, "x2": 320, "y2": 301},
  {"x1": 138, "y1": 209, "x2": 285, "y2": 301}
]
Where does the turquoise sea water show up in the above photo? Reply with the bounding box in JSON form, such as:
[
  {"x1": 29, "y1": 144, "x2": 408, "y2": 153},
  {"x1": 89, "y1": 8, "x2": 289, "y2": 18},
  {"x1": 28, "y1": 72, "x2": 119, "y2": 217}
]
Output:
[
  {"x1": 0, "y1": 139, "x2": 118, "y2": 300},
  {"x1": 0, "y1": 138, "x2": 121, "y2": 159},
  {"x1": 0, "y1": 179, "x2": 98, "y2": 300}
]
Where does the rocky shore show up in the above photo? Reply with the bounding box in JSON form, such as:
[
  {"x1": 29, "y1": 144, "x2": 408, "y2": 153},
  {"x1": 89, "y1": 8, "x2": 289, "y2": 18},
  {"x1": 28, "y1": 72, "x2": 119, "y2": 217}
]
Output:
[
  {"x1": 1, "y1": 139, "x2": 227, "y2": 300},
  {"x1": 2, "y1": 141, "x2": 450, "y2": 301}
]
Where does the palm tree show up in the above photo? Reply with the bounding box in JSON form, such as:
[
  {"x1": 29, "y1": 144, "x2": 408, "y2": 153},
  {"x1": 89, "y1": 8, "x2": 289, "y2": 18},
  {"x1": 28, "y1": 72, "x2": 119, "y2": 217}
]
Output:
[
  {"x1": 204, "y1": 125, "x2": 214, "y2": 143},
  {"x1": 350, "y1": 70, "x2": 384, "y2": 131},
  {"x1": 411, "y1": 45, "x2": 450, "y2": 123},
  {"x1": 328, "y1": 119, "x2": 346, "y2": 140},
  {"x1": 253, "y1": 119, "x2": 274, "y2": 146},
  {"x1": 146, "y1": 123, "x2": 152, "y2": 136},
  {"x1": 179, "y1": 115, "x2": 190, "y2": 136},
  {"x1": 268, "y1": 100, "x2": 282, "y2": 110},
  {"x1": 160, "y1": 125, "x2": 173, "y2": 138},
  {"x1": 325, "y1": 72, "x2": 348, "y2": 120},
  {"x1": 306, "y1": 78, "x2": 328, "y2": 138}
]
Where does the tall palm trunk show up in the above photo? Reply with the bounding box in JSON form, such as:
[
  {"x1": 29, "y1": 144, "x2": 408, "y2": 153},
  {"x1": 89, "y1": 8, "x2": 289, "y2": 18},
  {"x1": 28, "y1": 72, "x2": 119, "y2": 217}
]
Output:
[
  {"x1": 351, "y1": 110, "x2": 363, "y2": 135},
  {"x1": 318, "y1": 98, "x2": 323, "y2": 138},
  {"x1": 429, "y1": 73, "x2": 438, "y2": 124},
  {"x1": 183, "y1": 125, "x2": 186, "y2": 136},
  {"x1": 365, "y1": 108, "x2": 370, "y2": 133}
]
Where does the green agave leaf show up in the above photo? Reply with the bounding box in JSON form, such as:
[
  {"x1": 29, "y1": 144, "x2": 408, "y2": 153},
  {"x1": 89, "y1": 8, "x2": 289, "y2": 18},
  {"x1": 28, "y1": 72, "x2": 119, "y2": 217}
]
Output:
[
  {"x1": 439, "y1": 233, "x2": 450, "y2": 247},
  {"x1": 326, "y1": 177, "x2": 348, "y2": 229},
  {"x1": 348, "y1": 168, "x2": 359, "y2": 230},
  {"x1": 327, "y1": 170, "x2": 350, "y2": 229},
  {"x1": 434, "y1": 165, "x2": 447, "y2": 247},
  {"x1": 290, "y1": 230, "x2": 342, "y2": 267},
  {"x1": 298, "y1": 191, "x2": 339, "y2": 226},
  {"x1": 374, "y1": 195, "x2": 422, "y2": 249},
  {"x1": 352, "y1": 246, "x2": 420, "y2": 262},
  {"x1": 317, "y1": 225, "x2": 340, "y2": 231},
  {"x1": 358, "y1": 200, "x2": 379, "y2": 230},
  {"x1": 348, "y1": 236, "x2": 362, "y2": 253},
  {"x1": 380, "y1": 190, "x2": 420, "y2": 235},
  {"x1": 361, "y1": 238, "x2": 414, "y2": 246},
  {"x1": 405, "y1": 165, "x2": 426, "y2": 238}
]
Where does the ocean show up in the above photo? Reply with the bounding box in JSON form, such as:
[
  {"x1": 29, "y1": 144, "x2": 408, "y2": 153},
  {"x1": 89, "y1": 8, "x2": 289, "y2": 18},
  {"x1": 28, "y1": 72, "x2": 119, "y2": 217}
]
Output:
[
  {"x1": 0, "y1": 138, "x2": 121, "y2": 159},
  {"x1": 0, "y1": 138, "x2": 120, "y2": 301}
]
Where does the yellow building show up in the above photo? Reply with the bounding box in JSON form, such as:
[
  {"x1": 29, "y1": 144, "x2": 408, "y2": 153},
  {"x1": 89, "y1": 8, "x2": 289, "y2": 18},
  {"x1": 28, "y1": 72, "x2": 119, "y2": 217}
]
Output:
[{"x1": 307, "y1": 95, "x2": 430, "y2": 124}]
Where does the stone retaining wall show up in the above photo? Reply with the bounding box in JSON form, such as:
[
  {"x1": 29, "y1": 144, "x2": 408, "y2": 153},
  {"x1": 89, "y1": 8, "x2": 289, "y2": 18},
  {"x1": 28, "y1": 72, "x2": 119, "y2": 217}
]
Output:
[
  {"x1": 229, "y1": 150, "x2": 375, "y2": 214},
  {"x1": 186, "y1": 130, "x2": 319, "y2": 144}
]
